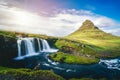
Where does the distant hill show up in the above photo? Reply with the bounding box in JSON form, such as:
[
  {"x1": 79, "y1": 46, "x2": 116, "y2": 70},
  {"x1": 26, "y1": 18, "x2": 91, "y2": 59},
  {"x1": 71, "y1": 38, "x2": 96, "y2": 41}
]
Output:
[
  {"x1": 66, "y1": 20, "x2": 120, "y2": 53},
  {"x1": 68, "y1": 20, "x2": 118, "y2": 40}
]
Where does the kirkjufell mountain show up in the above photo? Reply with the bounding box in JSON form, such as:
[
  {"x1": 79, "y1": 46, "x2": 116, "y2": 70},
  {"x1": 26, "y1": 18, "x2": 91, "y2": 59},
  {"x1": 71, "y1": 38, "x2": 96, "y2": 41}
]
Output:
[
  {"x1": 66, "y1": 20, "x2": 120, "y2": 52},
  {"x1": 67, "y1": 20, "x2": 118, "y2": 39},
  {"x1": 77, "y1": 20, "x2": 99, "y2": 30}
]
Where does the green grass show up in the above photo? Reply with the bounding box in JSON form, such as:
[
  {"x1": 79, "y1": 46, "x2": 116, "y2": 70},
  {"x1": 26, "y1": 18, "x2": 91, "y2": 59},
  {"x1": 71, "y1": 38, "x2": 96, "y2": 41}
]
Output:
[
  {"x1": 65, "y1": 22, "x2": 120, "y2": 58},
  {"x1": 55, "y1": 39, "x2": 109, "y2": 58},
  {"x1": 0, "y1": 66, "x2": 108, "y2": 80},
  {"x1": 50, "y1": 52, "x2": 99, "y2": 64},
  {"x1": 0, "y1": 66, "x2": 64, "y2": 80},
  {"x1": 0, "y1": 30, "x2": 16, "y2": 38},
  {"x1": 28, "y1": 33, "x2": 56, "y2": 39},
  {"x1": 54, "y1": 20, "x2": 120, "y2": 59},
  {"x1": 55, "y1": 39, "x2": 99, "y2": 55},
  {"x1": 67, "y1": 28, "x2": 120, "y2": 50}
]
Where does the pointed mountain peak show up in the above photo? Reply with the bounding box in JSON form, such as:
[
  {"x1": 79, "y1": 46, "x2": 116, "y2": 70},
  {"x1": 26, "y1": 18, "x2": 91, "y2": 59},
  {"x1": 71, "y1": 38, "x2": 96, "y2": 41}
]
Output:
[{"x1": 79, "y1": 20, "x2": 99, "y2": 30}]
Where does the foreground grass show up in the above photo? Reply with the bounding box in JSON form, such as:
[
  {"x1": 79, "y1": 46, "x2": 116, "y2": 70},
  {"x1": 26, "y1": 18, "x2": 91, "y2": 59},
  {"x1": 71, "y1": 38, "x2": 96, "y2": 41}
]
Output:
[
  {"x1": 0, "y1": 66, "x2": 108, "y2": 80},
  {"x1": 50, "y1": 52, "x2": 99, "y2": 64},
  {"x1": 0, "y1": 66, "x2": 64, "y2": 80}
]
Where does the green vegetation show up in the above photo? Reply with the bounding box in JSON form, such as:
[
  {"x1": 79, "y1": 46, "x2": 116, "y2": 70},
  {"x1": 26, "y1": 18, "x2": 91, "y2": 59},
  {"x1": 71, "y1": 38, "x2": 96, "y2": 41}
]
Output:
[
  {"x1": 66, "y1": 29, "x2": 120, "y2": 51},
  {"x1": 28, "y1": 33, "x2": 54, "y2": 39},
  {"x1": 0, "y1": 30, "x2": 16, "y2": 38},
  {"x1": 49, "y1": 20, "x2": 120, "y2": 65},
  {"x1": 50, "y1": 52, "x2": 99, "y2": 64},
  {"x1": 0, "y1": 66, "x2": 108, "y2": 80},
  {"x1": 65, "y1": 20, "x2": 120, "y2": 58},
  {"x1": 0, "y1": 30, "x2": 57, "y2": 40},
  {"x1": 0, "y1": 20, "x2": 120, "y2": 79},
  {"x1": 55, "y1": 39, "x2": 100, "y2": 56},
  {"x1": 0, "y1": 66, "x2": 64, "y2": 80},
  {"x1": 0, "y1": 30, "x2": 17, "y2": 65}
]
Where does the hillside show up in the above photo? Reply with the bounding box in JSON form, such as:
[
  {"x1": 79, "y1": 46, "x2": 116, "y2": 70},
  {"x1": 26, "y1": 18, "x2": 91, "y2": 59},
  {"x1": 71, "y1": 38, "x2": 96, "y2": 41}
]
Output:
[
  {"x1": 66, "y1": 20, "x2": 120, "y2": 57},
  {"x1": 0, "y1": 21, "x2": 120, "y2": 80}
]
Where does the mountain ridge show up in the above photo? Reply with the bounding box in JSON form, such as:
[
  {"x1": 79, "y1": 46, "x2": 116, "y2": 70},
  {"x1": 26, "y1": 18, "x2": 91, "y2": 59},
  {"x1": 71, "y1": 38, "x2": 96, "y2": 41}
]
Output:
[
  {"x1": 66, "y1": 20, "x2": 120, "y2": 52},
  {"x1": 67, "y1": 20, "x2": 118, "y2": 40},
  {"x1": 77, "y1": 20, "x2": 99, "y2": 31}
]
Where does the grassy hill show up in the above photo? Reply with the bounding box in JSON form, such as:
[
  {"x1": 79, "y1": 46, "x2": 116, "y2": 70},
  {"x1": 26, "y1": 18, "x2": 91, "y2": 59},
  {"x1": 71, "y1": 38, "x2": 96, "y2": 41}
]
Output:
[
  {"x1": 65, "y1": 20, "x2": 120, "y2": 58},
  {"x1": 50, "y1": 20, "x2": 120, "y2": 65}
]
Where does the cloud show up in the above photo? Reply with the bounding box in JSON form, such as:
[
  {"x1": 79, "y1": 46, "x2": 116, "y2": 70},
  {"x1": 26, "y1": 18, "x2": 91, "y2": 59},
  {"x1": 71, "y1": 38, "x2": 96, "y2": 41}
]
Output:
[
  {"x1": 0, "y1": 3, "x2": 120, "y2": 37},
  {"x1": 104, "y1": 28, "x2": 120, "y2": 36}
]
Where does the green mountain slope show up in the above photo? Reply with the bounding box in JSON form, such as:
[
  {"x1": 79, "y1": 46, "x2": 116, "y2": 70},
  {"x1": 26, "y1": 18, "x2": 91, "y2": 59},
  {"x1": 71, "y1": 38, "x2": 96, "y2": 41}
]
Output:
[{"x1": 66, "y1": 20, "x2": 120, "y2": 57}]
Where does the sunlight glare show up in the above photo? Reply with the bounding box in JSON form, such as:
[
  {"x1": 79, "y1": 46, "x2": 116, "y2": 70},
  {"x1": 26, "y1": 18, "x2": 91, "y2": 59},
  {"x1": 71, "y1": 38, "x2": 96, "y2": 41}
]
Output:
[{"x1": 13, "y1": 9, "x2": 39, "y2": 26}]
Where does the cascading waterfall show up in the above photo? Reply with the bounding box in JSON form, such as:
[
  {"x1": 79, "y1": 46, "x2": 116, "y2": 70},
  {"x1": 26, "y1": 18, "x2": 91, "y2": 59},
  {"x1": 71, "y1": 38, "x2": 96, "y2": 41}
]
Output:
[
  {"x1": 37, "y1": 38, "x2": 42, "y2": 52},
  {"x1": 17, "y1": 39, "x2": 22, "y2": 57},
  {"x1": 15, "y1": 37, "x2": 58, "y2": 60},
  {"x1": 23, "y1": 38, "x2": 35, "y2": 55},
  {"x1": 42, "y1": 39, "x2": 51, "y2": 51}
]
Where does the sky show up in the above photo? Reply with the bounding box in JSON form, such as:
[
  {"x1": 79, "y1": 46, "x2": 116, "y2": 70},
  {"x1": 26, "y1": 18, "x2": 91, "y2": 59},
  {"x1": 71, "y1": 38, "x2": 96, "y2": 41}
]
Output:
[{"x1": 0, "y1": 0, "x2": 120, "y2": 37}]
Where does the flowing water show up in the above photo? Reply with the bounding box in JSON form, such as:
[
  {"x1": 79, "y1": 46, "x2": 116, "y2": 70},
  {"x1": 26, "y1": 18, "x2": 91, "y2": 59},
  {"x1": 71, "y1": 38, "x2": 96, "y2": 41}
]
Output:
[
  {"x1": 12, "y1": 38, "x2": 120, "y2": 79},
  {"x1": 15, "y1": 38, "x2": 57, "y2": 60}
]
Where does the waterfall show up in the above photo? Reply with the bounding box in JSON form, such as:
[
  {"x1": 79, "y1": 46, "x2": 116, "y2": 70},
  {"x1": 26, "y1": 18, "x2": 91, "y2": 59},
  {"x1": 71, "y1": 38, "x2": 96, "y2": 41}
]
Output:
[
  {"x1": 42, "y1": 39, "x2": 51, "y2": 51},
  {"x1": 23, "y1": 38, "x2": 35, "y2": 55},
  {"x1": 37, "y1": 38, "x2": 42, "y2": 52},
  {"x1": 17, "y1": 39, "x2": 22, "y2": 57},
  {"x1": 15, "y1": 37, "x2": 58, "y2": 60}
]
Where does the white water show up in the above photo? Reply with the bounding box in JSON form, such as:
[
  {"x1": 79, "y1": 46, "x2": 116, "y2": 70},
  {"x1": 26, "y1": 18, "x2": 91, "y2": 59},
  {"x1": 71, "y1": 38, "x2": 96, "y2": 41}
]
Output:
[
  {"x1": 41, "y1": 39, "x2": 58, "y2": 52},
  {"x1": 37, "y1": 38, "x2": 41, "y2": 52},
  {"x1": 17, "y1": 39, "x2": 22, "y2": 57},
  {"x1": 99, "y1": 59, "x2": 120, "y2": 70},
  {"x1": 42, "y1": 39, "x2": 50, "y2": 51},
  {"x1": 15, "y1": 37, "x2": 58, "y2": 60}
]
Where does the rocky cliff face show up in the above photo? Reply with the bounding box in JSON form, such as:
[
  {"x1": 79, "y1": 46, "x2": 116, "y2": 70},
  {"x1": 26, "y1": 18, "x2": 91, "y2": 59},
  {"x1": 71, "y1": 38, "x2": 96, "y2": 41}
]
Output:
[
  {"x1": 77, "y1": 20, "x2": 99, "y2": 31},
  {"x1": 0, "y1": 34, "x2": 17, "y2": 66}
]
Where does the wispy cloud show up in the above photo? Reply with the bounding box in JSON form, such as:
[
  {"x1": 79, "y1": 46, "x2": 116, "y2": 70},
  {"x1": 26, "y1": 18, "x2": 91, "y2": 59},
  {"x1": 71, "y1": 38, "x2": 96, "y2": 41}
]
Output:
[
  {"x1": 0, "y1": 2, "x2": 120, "y2": 37},
  {"x1": 104, "y1": 28, "x2": 120, "y2": 36}
]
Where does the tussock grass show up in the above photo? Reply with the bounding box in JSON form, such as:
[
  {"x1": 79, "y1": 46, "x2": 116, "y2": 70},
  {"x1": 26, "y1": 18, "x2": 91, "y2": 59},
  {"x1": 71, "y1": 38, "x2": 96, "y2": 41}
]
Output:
[{"x1": 50, "y1": 52, "x2": 99, "y2": 64}]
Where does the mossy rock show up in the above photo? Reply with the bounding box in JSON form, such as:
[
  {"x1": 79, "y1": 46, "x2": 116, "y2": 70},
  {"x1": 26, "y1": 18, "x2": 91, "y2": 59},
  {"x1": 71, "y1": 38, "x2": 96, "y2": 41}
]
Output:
[
  {"x1": 50, "y1": 52, "x2": 99, "y2": 64},
  {"x1": 0, "y1": 67, "x2": 64, "y2": 80}
]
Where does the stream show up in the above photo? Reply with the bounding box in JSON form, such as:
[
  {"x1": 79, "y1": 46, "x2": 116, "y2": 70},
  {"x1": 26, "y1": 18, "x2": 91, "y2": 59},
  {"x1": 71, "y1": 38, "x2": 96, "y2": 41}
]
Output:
[
  {"x1": 12, "y1": 52, "x2": 120, "y2": 80},
  {"x1": 10, "y1": 37, "x2": 120, "y2": 79}
]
